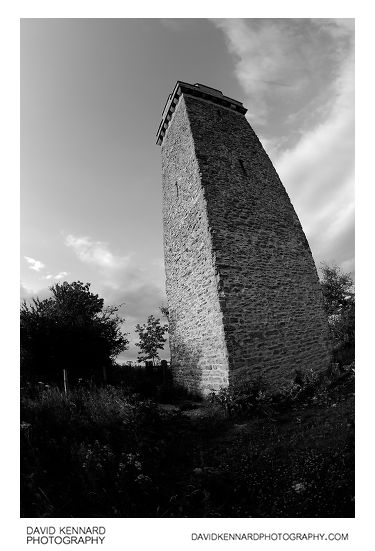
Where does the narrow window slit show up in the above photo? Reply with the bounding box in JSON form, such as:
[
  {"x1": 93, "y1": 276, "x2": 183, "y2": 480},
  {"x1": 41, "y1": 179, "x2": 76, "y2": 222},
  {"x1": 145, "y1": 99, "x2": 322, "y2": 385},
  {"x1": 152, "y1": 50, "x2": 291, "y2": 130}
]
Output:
[{"x1": 239, "y1": 159, "x2": 247, "y2": 176}]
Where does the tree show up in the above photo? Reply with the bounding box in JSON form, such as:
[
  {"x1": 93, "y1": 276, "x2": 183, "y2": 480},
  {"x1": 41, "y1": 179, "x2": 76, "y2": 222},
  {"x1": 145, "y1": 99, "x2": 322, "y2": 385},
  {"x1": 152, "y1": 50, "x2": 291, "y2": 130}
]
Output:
[
  {"x1": 159, "y1": 305, "x2": 169, "y2": 321},
  {"x1": 20, "y1": 281, "x2": 129, "y2": 383},
  {"x1": 320, "y1": 263, "x2": 354, "y2": 317},
  {"x1": 320, "y1": 263, "x2": 355, "y2": 363},
  {"x1": 135, "y1": 314, "x2": 168, "y2": 366}
]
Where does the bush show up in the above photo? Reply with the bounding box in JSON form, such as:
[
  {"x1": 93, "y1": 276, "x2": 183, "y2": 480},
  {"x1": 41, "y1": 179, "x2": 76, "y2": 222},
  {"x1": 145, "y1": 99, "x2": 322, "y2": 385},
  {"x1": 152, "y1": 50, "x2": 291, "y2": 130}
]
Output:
[
  {"x1": 207, "y1": 363, "x2": 355, "y2": 419},
  {"x1": 320, "y1": 263, "x2": 355, "y2": 365},
  {"x1": 208, "y1": 377, "x2": 270, "y2": 418}
]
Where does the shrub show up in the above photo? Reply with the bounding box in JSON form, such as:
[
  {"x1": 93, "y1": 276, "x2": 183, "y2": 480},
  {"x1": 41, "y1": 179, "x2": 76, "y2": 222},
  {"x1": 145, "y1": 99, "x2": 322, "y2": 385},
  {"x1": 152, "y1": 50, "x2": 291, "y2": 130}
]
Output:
[{"x1": 208, "y1": 377, "x2": 270, "y2": 418}]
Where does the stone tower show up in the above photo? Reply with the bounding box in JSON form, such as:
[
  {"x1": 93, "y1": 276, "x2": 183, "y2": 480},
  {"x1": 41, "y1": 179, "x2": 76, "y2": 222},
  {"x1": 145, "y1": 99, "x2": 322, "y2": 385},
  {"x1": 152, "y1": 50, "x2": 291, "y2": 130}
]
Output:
[{"x1": 156, "y1": 81, "x2": 330, "y2": 395}]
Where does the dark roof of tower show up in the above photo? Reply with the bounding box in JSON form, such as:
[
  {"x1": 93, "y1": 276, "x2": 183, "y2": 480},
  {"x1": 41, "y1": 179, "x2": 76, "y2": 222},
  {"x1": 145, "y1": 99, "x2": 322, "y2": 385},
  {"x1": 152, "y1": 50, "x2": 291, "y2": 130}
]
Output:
[{"x1": 156, "y1": 81, "x2": 247, "y2": 146}]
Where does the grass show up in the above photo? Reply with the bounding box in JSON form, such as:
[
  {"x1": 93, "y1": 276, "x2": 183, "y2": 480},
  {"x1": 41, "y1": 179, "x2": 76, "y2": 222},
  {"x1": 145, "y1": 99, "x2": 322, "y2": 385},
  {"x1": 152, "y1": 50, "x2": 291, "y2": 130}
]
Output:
[{"x1": 20, "y1": 364, "x2": 354, "y2": 518}]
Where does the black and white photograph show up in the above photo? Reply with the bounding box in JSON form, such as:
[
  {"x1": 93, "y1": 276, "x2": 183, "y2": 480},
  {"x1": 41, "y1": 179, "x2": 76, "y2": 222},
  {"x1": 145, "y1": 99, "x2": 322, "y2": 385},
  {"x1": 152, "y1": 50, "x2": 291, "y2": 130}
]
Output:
[{"x1": 14, "y1": 9, "x2": 361, "y2": 546}]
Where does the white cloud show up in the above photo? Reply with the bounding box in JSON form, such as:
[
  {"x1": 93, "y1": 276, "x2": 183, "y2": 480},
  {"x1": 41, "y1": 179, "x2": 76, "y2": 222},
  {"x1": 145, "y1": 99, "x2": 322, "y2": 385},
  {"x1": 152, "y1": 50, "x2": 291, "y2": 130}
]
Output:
[
  {"x1": 43, "y1": 271, "x2": 69, "y2": 280},
  {"x1": 54, "y1": 271, "x2": 69, "y2": 280},
  {"x1": 214, "y1": 18, "x2": 354, "y2": 273},
  {"x1": 274, "y1": 49, "x2": 354, "y2": 270},
  {"x1": 214, "y1": 19, "x2": 353, "y2": 129},
  {"x1": 24, "y1": 256, "x2": 45, "y2": 272},
  {"x1": 64, "y1": 232, "x2": 165, "y2": 294},
  {"x1": 65, "y1": 234, "x2": 131, "y2": 270},
  {"x1": 214, "y1": 19, "x2": 299, "y2": 124}
]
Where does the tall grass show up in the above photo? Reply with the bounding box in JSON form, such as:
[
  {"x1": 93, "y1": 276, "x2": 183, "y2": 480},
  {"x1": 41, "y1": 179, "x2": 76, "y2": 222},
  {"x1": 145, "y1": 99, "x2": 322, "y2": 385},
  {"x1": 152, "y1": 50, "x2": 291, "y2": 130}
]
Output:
[
  {"x1": 21, "y1": 365, "x2": 354, "y2": 518},
  {"x1": 21, "y1": 385, "x2": 170, "y2": 517}
]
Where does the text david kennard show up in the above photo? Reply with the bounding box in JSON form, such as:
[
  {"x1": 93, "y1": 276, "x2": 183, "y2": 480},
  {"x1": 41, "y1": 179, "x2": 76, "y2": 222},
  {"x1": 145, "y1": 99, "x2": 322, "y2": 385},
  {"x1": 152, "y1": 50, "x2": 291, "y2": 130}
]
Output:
[{"x1": 26, "y1": 526, "x2": 105, "y2": 545}]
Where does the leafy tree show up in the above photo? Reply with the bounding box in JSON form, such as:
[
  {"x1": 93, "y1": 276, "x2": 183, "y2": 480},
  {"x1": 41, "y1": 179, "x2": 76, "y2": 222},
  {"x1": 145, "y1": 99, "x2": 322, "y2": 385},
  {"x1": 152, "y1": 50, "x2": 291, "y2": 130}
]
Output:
[
  {"x1": 320, "y1": 263, "x2": 355, "y2": 363},
  {"x1": 20, "y1": 281, "x2": 129, "y2": 383},
  {"x1": 320, "y1": 263, "x2": 354, "y2": 316},
  {"x1": 159, "y1": 305, "x2": 169, "y2": 321},
  {"x1": 135, "y1": 314, "x2": 168, "y2": 366}
]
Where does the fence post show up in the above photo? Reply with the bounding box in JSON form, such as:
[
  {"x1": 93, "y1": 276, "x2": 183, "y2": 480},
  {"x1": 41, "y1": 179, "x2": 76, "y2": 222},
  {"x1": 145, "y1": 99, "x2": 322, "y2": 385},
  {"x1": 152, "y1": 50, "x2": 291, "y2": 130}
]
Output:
[
  {"x1": 161, "y1": 360, "x2": 168, "y2": 383},
  {"x1": 63, "y1": 368, "x2": 69, "y2": 396},
  {"x1": 102, "y1": 365, "x2": 107, "y2": 385}
]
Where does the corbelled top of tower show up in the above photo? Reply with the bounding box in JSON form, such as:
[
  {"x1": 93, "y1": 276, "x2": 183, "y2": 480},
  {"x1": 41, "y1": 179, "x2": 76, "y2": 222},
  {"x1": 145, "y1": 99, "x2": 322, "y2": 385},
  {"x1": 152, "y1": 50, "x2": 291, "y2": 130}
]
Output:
[{"x1": 156, "y1": 81, "x2": 247, "y2": 145}]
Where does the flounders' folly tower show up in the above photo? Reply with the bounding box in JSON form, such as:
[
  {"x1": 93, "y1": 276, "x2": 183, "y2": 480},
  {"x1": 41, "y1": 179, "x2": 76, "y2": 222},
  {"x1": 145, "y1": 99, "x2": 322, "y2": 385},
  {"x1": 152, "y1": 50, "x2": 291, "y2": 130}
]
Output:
[{"x1": 156, "y1": 81, "x2": 330, "y2": 395}]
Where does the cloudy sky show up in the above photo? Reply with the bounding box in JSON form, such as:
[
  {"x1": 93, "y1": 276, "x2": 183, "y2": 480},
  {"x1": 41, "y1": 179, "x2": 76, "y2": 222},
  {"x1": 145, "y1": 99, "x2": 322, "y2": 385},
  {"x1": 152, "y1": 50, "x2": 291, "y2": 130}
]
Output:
[{"x1": 20, "y1": 18, "x2": 354, "y2": 362}]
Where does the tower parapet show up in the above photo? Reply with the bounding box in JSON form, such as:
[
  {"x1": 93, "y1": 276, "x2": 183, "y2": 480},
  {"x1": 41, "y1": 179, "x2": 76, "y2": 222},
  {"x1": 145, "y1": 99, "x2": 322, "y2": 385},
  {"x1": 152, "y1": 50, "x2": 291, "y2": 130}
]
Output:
[{"x1": 156, "y1": 82, "x2": 247, "y2": 146}]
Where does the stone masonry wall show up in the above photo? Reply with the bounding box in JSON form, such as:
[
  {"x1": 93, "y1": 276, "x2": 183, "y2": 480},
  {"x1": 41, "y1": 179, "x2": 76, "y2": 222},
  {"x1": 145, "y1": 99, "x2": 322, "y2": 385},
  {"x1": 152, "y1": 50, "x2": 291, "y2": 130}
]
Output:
[
  {"x1": 161, "y1": 96, "x2": 230, "y2": 394},
  {"x1": 161, "y1": 92, "x2": 331, "y2": 394}
]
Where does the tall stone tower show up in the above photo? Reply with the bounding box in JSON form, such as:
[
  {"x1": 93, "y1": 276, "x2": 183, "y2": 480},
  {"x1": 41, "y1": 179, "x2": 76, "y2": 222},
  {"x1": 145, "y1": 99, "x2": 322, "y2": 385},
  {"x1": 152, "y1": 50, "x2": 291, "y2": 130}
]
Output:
[{"x1": 156, "y1": 81, "x2": 330, "y2": 395}]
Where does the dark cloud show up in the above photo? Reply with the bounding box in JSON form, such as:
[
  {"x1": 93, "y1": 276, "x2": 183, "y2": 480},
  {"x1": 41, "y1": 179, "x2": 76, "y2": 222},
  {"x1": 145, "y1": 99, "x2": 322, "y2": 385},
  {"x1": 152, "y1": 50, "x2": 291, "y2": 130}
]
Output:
[{"x1": 100, "y1": 282, "x2": 167, "y2": 321}]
